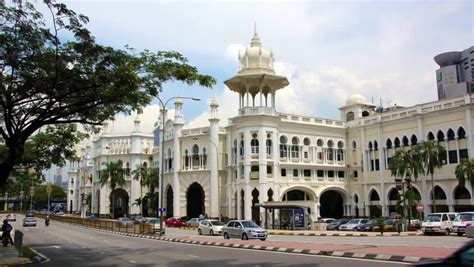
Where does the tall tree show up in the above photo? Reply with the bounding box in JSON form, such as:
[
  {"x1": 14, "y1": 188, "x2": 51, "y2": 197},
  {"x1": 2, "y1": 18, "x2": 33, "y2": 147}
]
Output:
[
  {"x1": 417, "y1": 140, "x2": 446, "y2": 213},
  {"x1": 455, "y1": 158, "x2": 474, "y2": 194},
  {"x1": 0, "y1": 1, "x2": 215, "y2": 187},
  {"x1": 131, "y1": 163, "x2": 156, "y2": 214},
  {"x1": 99, "y1": 161, "x2": 125, "y2": 218}
]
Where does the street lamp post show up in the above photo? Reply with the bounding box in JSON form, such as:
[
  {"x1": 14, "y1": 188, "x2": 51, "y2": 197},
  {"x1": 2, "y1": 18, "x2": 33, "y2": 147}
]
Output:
[
  {"x1": 19, "y1": 191, "x2": 24, "y2": 213},
  {"x1": 46, "y1": 183, "x2": 52, "y2": 215},
  {"x1": 29, "y1": 186, "x2": 35, "y2": 212},
  {"x1": 4, "y1": 192, "x2": 8, "y2": 212},
  {"x1": 157, "y1": 96, "x2": 200, "y2": 236}
]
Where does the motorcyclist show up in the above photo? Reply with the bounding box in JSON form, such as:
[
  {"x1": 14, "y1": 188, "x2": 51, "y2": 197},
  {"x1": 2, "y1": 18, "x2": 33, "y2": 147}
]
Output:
[
  {"x1": 1, "y1": 219, "x2": 13, "y2": 246},
  {"x1": 45, "y1": 216, "x2": 50, "y2": 226}
]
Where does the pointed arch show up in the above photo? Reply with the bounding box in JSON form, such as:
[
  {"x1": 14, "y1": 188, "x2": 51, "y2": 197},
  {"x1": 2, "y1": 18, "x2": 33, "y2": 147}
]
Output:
[
  {"x1": 402, "y1": 136, "x2": 409, "y2": 147},
  {"x1": 437, "y1": 130, "x2": 445, "y2": 142},
  {"x1": 447, "y1": 129, "x2": 455, "y2": 141},
  {"x1": 411, "y1": 134, "x2": 418, "y2": 145},
  {"x1": 427, "y1": 131, "x2": 435, "y2": 141},
  {"x1": 386, "y1": 138, "x2": 393, "y2": 149},
  {"x1": 458, "y1": 127, "x2": 466, "y2": 139},
  {"x1": 394, "y1": 137, "x2": 401, "y2": 148}
]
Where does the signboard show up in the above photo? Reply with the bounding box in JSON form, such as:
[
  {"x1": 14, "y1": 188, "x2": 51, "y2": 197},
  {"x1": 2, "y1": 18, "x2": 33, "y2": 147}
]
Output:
[
  {"x1": 294, "y1": 209, "x2": 305, "y2": 228},
  {"x1": 416, "y1": 203, "x2": 424, "y2": 212},
  {"x1": 159, "y1": 207, "x2": 166, "y2": 212}
]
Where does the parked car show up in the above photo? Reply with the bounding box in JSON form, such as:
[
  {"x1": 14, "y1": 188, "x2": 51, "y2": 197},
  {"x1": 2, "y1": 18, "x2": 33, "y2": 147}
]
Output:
[
  {"x1": 6, "y1": 214, "x2": 16, "y2": 222},
  {"x1": 410, "y1": 219, "x2": 421, "y2": 230},
  {"x1": 54, "y1": 211, "x2": 65, "y2": 216},
  {"x1": 88, "y1": 215, "x2": 98, "y2": 221},
  {"x1": 453, "y1": 212, "x2": 474, "y2": 236},
  {"x1": 131, "y1": 215, "x2": 145, "y2": 223},
  {"x1": 317, "y1": 218, "x2": 336, "y2": 224},
  {"x1": 198, "y1": 219, "x2": 225, "y2": 236},
  {"x1": 421, "y1": 213, "x2": 457, "y2": 235},
  {"x1": 339, "y1": 218, "x2": 369, "y2": 231},
  {"x1": 144, "y1": 218, "x2": 166, "y2": 235},
  {"x1": 373, "y1": 219, "x2": 401, "y2": 232},
  {"x1": 412, "y1": 240, "x2": 474, "y2": 266},
  {"x1": 23, "y1": 216, "x2": 37, "y2": 227},
  {"x1": 326, "y1": 218, "x2": 350, "y2": 230},
  {"x1": 165, "y1": 217, "x2": 188, "y2": 227},
  {"x1": 187, "y1": 218, "x2": 201, "y2": 227},
  {"x1": 222, "y1": 220, "x2": 267, "y2": 241},
  {"x1": 117, "y1": 217, "x2": 134, "y2": 225},
  {"x1": 355, "y1": 219, "x2": 376, "y2": 231}
]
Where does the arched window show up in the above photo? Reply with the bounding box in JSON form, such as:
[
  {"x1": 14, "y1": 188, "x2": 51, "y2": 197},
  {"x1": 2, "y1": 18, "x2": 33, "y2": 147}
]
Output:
[
  {"x1": 458, "y1": 127, "x2": 466, "y2": 139},
  {"x1": 239, "y1": 140, "x2": 244, "y2": 156},
  {"x1": 266, "y1": 139, "x2": 272, "y2": 155},
  {"x1": 447, "y1": 129, "x2": 455, "y2": 141},
  {"x1": 337, "y1": 141, "x2": 344, "y2": 161},
  {"x1": 346, "y1": 111, "x2": 355, "y2": 121},
  {"x1": 437, "y1": 130, "x2": 445, "y2": 142},
  {"x1": 374, "y1": 141, "x2": 378, "y2": 151},
  {"x1": 192, "y1": 144, "x2": 200, "y2": 168},
  {"x1": 402, "y1": 136, "x2": 409, "y2": 146},
  {"x1": 369, "y1": 190, "x2": 380, "y2": 201},
  {"x1": 279, "y1": 136, "x2": 288, "y2": 158},
  {"x1": 251, "y1": 133, "x2": 259, "y2": 154},
  {"x1": 317, "y1": 139, "x2": 324, "y2": 147},
  {"x1": 232, "y1": 140, "x2": 237, "y2": 164},
  {"x1": 202, "y1": 148, "x2": 207, "y2": 167},
  {"x1": 368, "y1": 141, "x2": 373, "y2": 151},
  {"x1": 362, "y1": 111, "x2": 370, "y2": 117},
  {"x1": 394, "y1": 137, "x2": 400, "y2": 148},
  {"x1": 291, "y1": 137, "x2": 299, "y2": 158},
  {"x1": 184, "y1": 149, "x2": 189, "y2": 168},
  {"x1": 427, "y1": 132, "x2": 435, "y2": 141},
  {"x1": 303, "y1": 137, "x2": 311, "y2": 146},
  {"x1": 386, "y1": 139, "x2": 392, "y2": 149},
  {"x1": 411, "y1": 135, "x2": 418, "y2": 145},
  {"x1": 167, "y1": 148, "x2": 172, "y2": 170},
  {"x1": 352, "y1": 140, "x2": 357, "y2": 149},
  {"x1": 327, "y1": 140, "x2": 334, "y2": 161}
]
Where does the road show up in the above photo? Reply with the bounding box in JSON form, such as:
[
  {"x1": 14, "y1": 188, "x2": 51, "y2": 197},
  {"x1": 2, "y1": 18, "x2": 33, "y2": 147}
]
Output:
[
  {"x1": 167, "y1": 227, "x2": 470, "y2": 249},
  {"x1": 12, "y1": 215, "x2": 406, "y2": 267}
]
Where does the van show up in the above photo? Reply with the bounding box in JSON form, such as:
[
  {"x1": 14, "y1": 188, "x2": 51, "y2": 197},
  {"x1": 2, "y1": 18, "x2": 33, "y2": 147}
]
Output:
[
  {"x1": 421, "y1": 212, "x2": 457, "y2": 235},
  {"x1": 452, "y1": 212, "x2": 474, "y2": 236}
]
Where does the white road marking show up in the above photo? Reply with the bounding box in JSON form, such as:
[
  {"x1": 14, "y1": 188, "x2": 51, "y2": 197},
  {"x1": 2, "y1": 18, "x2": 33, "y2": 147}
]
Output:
[
  {"x1": 187, "y1": 255, "x2": 199, "y2": 258},
  {"x1": 129, "y1": 260, "x2": 136, "y2": 263},
  {"x1": 51, "y1": 245, "x2": 61, "y2": 249}
]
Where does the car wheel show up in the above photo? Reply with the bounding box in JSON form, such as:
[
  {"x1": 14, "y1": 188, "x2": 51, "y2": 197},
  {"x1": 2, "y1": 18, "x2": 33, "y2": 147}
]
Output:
[
  {"x1": 210, "y1": 230, "x2": 214, "y2": 236},
  {"x1": 260, "y1": 238, "x2": 266, "y2": 241},
  {"x1": 198, "y1": 229, "x2": 202, "y2": 235},
  {"x1": 457, "y1": 233, "x2": 463, "y2": 236},
  {"x1": 224, "y1": 232, "x2": 229, "y2": 239},
  {"x1": 446, "y1": 229, "x2": 451, "y2": 235},
  {"x1": 241, "y1": 233, "x2": 248, "y2": 240}
]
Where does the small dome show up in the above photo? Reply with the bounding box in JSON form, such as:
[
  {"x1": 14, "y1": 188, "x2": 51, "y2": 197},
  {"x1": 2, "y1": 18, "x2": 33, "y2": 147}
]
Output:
[
  {"x1": 345, "y1": 94, "x2": 372, "y2": 106},
  {"x1": 238, "y1": 25, "x2": 275, "y2": 75}
]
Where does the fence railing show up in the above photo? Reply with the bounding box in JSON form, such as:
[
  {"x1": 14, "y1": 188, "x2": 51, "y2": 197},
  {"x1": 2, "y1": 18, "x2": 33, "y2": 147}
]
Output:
[{"x1": 32, "y1": 213, "x2": 155, "y2": 235}]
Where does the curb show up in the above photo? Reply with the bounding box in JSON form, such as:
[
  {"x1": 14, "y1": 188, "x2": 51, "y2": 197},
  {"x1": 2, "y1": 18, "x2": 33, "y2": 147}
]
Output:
[
  {"x1": 269, "y1": 231, "x2": 421, "y2": 237},
  {"x1": 67, "y1": 223, "x2": 434, "y2": 264}
]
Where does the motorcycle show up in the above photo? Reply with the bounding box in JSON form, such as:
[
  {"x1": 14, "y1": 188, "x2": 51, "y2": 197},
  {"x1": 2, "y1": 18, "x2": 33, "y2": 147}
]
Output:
[
  {"x1": 2, "y1": 232, "x2": 10, "y2": 247},
  {"x1": 45, "y1": 217, "x2": 50, "y2": 227}
]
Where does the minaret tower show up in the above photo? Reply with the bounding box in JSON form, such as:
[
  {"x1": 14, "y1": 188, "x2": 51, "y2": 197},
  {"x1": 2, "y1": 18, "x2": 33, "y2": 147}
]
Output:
[
  {"x1": 224, "y1": 24, "x2": 289, "y2": 115},
  {"x1": 173, "y1": 98, "x2": 184, "y2": 216},
  {"x1": 130, "y1": 113, "x2": 142, "y2": 214},
  {"x1": 208, "y1": 94, "x2": 220, "y2": 218}
]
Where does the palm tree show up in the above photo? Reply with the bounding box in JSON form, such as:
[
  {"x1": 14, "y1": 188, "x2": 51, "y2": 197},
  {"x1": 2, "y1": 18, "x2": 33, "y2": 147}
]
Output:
[
  {"x1": 99, "y1": 161, "x2": 126, "y2": 219},
  {"x1": 417, "y1": 140, "x2": 446, "y2": 213},
  {"x1": 455, "y1": 158, "x2": 474, "y2": 193}
]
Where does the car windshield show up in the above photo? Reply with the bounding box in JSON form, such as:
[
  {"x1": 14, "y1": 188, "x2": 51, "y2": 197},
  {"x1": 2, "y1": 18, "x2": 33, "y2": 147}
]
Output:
[
  {"x1": 424, "y1": 214, "x2": 442, "y2": 222},
  {"x1": 148, "y1": 219, "x2": 160, "y2": 224},
  {"x1": 455, "y1": 214, "x2": 474, "y2": 222},
  {"x1": 120, "y1": 218, "x2": 130, "y2": 221},
  {"x1": 210, "y1": 221, "x2": 224, "y2": 226},
  {"x1": 347, "y1": 219, "x2": 359, "y2": 224},
  {"x1": 25, "y1": 217, "x2": 35, "y2": 221},
  {"x1": 241, "y1": 221, "x2": 259, "y2": 228}
]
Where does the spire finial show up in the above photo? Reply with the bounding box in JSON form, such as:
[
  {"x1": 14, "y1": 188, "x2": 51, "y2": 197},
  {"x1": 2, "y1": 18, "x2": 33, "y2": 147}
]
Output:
[{"x1": 254, "y1": 22, "x2": 257, "y2": 37}]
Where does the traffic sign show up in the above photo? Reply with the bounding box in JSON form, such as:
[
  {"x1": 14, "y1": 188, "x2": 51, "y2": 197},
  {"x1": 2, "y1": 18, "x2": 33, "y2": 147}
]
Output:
[
  {"x1": 416, "y1": 203, "x2": 424, "y2": 212},
  {"x1": 159, "y1": 207, "x2": 166, "y2": 212}
]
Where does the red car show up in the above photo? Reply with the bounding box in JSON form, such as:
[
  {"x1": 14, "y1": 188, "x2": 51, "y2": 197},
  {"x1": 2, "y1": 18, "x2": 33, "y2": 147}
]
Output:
[{"x1": 165, "y1": 217, "x2": 188, "y2": 227}]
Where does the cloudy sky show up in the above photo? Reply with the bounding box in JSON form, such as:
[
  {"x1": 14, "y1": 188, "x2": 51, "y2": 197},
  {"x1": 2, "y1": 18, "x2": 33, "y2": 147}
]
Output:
[{"x1": 51, "y1": 0, "x2": 472, "y2": 134}]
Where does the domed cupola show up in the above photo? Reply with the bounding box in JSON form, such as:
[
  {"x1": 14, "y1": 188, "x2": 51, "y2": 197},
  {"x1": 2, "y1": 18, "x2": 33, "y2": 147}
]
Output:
[{"x1": 225, "y1": 24, "x2": 289, "y2": 114}]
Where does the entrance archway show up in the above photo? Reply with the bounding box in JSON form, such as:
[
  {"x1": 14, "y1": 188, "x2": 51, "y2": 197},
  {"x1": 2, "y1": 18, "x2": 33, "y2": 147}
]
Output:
[
  {"x1": 186, "y1": 183, "x2": 205, "y2": 218},
  {"x1": 431, "y1": 185, "x2": 448, "y2": 212},
  {"x1": 251, "y1": 189, "x2": 260, "y2": 225},
  {"x1": 320, "y1": 190, "x2": 344, "y2": 219},
  {"x1": 166, "y1": 185, "x2": 174, "y2": 218},
  {"x1": 111, "y1": 188, "x2": 129, "y2": 218},
  {"x1": 454, "y1": 185, "x2": 473, "y2": 212},
  {"x1": 388, "y1": 188, "x2": 400, "y2": 216},
  {"x1": 368, "y1": 189, "x2": 381, "y2": 218}
]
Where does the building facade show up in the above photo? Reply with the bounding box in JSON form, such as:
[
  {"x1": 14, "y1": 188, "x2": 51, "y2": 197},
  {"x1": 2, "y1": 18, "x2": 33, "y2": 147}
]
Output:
[{"x1": 68, "y1": 31, "x2": 474, "y2": 224}]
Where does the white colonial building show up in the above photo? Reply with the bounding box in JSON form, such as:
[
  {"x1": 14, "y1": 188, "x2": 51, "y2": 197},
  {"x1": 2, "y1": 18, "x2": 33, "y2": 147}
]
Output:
[{"x1": 68, "y1": 30, "x2": 474, "y2": 228}]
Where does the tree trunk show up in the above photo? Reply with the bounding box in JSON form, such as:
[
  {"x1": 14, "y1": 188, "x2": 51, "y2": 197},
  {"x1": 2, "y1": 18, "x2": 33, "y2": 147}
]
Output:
[
  {"x1": 0, "y1": 141, "x2": 25, "y2": 188},
  {"x1": 431, "y1": 174, "x2": 436, "y2": 213}
]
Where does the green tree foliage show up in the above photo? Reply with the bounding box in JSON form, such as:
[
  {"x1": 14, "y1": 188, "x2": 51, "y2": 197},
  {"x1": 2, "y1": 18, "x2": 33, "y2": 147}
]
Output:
[
  {"x1": 99, "y1": 161, "x2": 126, "y2": 218},
  {"x1": 132, "y1": 163, "x2": 158, "y2": 215},
  {"x1": 455, "y1": 158, "x2": 474, "y2": 196},
  {"x1": 0, "y1": 1, "x2": 215, "y2": 187},
  {"x1": 417, "y1": 140, "x2": 446, "y2": 213}
]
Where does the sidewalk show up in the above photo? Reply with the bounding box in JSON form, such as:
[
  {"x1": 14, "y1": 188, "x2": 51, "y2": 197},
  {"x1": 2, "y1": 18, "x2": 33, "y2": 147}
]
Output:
[
  {"x1": 0, "y1": 244, "x2": 30, "y2": 266},
  {"x1": 268, "y1": 229, "x2": 422, "y2": 237}
]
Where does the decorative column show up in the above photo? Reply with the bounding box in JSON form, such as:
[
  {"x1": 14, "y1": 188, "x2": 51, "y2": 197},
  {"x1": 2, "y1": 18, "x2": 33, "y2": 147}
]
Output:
[
  {"x1": 244, "y1": 130, "x2": 252, "y2": 220},
  {"x1": 173, "y1": 99, "x2": 184, "y2": 216},
  {"x1": 209, "y1": 97, "x2": 220, "y2": 218},
  {"x1": 258, "y1": 128, "x2": 268, "y2": 216},
  {"x1": 130, "y1": 114, "x2": 143, "y2": 215}
]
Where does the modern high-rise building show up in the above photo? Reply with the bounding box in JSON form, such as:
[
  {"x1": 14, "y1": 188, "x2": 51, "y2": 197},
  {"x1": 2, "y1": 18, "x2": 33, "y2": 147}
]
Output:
[{"x1": 434, "y1": 46, "x2": 474, "y2": 100}]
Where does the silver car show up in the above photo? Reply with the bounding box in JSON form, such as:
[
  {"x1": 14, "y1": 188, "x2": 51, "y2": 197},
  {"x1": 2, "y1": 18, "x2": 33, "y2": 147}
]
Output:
[
  {"x1": 222, "y1": 220, "x2": 267, "y2": 241},
  {"x1": 198, "y1": 219, "x2": 225, "y2": 236},
  {"x1": 187, "y1": 218, "x2": 201, "y2": 227}
]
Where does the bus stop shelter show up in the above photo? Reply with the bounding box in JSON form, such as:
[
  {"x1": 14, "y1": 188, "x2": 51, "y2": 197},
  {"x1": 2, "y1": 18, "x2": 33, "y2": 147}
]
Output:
[{"x1": 256, "y1": 201, "x2": 311, "y2": 230}]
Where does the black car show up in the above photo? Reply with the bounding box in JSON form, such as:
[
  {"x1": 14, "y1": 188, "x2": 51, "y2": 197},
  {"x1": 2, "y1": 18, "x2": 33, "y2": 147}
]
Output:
[
  {"x1": 355, "y1": 219, "x2": 376, "y2": 231},
  {"x1": 412, "y1": 240, "x2": 474, "y2": 267},
  {"x1": 326, "y1": 218, "x2": 350, "y2": 230}
]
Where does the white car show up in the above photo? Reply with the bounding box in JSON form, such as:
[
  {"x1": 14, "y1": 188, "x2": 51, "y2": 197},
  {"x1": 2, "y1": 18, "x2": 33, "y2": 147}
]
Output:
[
  {"x1": 422, "y1": 213, "x2": 457, "y2": 235},
  {"x1": 198, "y1": 219, "x2": 225, "y2": 236},
  {"x1": 339, "y1": 219, "x2": 369, "y2": 231},
  {"x1": 452, "y1": 212, "x2": 474, "y2": 236}
]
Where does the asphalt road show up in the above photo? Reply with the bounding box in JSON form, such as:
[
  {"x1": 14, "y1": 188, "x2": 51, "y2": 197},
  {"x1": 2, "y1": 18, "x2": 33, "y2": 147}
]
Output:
[
  {"x1": 167, "y1": 227, "x2": 470, "y2": 249},
  {"x1": 12, "y1": 215, "x2": 406, "y2": 267}
]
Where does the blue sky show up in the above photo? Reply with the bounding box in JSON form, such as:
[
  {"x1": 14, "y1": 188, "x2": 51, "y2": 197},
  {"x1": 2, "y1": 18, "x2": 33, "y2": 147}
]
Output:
[{"x1": 46, "y1": 0, "x2": 472, "y2": 133}]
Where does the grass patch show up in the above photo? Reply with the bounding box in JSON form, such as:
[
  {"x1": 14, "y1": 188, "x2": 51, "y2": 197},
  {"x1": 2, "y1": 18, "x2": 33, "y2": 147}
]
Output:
[{"x1": 21, "y1": 246, "x2": 38, "y2": 260}]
